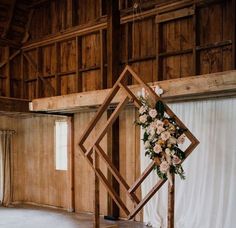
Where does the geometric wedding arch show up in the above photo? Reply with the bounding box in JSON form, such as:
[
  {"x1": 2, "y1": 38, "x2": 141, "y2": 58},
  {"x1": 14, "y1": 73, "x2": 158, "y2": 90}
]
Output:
[{"x1": 78, "y1": 65, "x2": 199, "y2": 228}]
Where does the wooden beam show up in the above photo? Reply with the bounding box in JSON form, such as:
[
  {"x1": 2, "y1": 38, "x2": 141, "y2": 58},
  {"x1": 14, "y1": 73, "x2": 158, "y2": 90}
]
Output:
[
  {"x1": 156, "y1": 6, "x2": 194, "y2": 23},
  {"x1": 5, "y1": 47, "x2": 10, "y2": 97},
  {"x1": 0, "y1": 96, "x2": 29, "y2": 112},
  {"x1": 30, "y1": 70, "x2": 236, "y2": 113},
  {"x1": 107, "y1": 0, "x2": 120, "y2": 218}
]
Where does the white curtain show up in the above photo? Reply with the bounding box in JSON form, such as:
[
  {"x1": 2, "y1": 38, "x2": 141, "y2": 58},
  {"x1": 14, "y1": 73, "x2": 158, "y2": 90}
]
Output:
[{"x1": 140, "y1": 97, "x2": 236, "y2": 228}]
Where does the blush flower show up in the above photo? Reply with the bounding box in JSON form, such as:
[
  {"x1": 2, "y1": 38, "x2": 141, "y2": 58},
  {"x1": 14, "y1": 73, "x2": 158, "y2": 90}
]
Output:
[
  {"x1": 160, "y1": 161, "x2": 170, "y2": 173},
  {"x1": 155, "y1": 120, "x2": 164, "y2": 128},
  {"x1": 172, "y1": 155, "x2": 181, "y2": 165},
  {"x1": 149, "y1": 109, "x2": 157, "y2": 118},
  {"x1": 139, "y1": 106, "x2": 147, "y2": 114},
  {"x1": 139, "y1": 114, "x2": 147, "y2": 123},
  {"x1": 161, "y1": 131, "x2": 171, "y2": 141},
  {"x1": 177, "y1": 134, "x2": 186, "y2": 144},
  {"x1": 153, "y1": 144, "x2": 162, "y2": 154},
  {"x1": 156, "y1": 126, "x2": 165, "y2": 134}
]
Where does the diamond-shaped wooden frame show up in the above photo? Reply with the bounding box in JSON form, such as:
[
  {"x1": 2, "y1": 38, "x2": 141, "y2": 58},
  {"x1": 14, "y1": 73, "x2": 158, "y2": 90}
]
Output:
[{"x1": 78, "y1": 65, "x2": 199, "y2": 220}]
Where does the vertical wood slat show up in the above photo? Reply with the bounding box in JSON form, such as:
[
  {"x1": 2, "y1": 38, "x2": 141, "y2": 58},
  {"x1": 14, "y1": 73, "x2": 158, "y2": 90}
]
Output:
[
  {"x1": 93, "y1": 149, "x2": 100, "y2": 228},
  {"x1": 192, "y1": 4, "x2": 197, "y2": 75},
  {"x1": 67, "y1": 0, "x2": 73, "y2": 28},
  {"x1": 233, "y1": 0, "x2": 236, "y2": 69},
  {"x1": 36, "y1": 47, "x2": 41, "y2": 98},
  {"x1": 68, "y1": 117, "x2": 75, "y2": 211},
  {"x1": 55, "y1": 42, "x2": 61, "y2": 95},
  {"x1": 76, "y1": 36, "x2": 82, "y2": 92},
  {"x1": 20, "y1": 52, "x2": 25, "y2": 99},
  {"x1": 155, "y1": 19, "x2": 161, "y2": 81},
  {"x1": 5, "y1": 47, "x2": 10, "y2": 97},
  {"x1": 100, "y1": 29, "x2": 107, "y2": 89},
  {"x1": 168, "y1": 174, "x2": 175, "y2": 228}
]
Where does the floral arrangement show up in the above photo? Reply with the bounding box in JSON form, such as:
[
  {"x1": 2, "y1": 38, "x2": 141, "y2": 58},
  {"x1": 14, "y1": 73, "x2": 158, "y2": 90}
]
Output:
[{"x1": 136, "y1": 96, "x2": 187, "y2": 182}]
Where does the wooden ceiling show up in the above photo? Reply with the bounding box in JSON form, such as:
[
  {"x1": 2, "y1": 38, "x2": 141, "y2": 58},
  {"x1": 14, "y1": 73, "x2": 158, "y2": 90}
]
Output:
[{"x1": 0, "y1": 0, "x2": 38, "y2": 47}]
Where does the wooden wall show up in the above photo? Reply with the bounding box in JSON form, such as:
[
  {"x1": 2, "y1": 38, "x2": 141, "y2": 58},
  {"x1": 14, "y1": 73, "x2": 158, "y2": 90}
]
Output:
[
  {"x1": 0, "y1": 0, "x2": 235, "y2": 100},
  {"x1": 0, "y1": 114, "x2": 72, "y2": 210}
]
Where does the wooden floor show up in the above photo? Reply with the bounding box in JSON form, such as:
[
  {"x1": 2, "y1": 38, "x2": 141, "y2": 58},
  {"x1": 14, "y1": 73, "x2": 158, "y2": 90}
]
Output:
[{"x1": 0, "y1": 205, "x2": 147, "y2": 228}]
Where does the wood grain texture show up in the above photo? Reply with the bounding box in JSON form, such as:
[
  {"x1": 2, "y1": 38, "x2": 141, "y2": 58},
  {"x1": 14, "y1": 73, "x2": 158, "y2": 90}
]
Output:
[
  {"x1": 30, "y1": 70, "x2": 236, "y2": 113},
  {"x1": 0, "y1": 114, "x2": 72, "y2": 210}
]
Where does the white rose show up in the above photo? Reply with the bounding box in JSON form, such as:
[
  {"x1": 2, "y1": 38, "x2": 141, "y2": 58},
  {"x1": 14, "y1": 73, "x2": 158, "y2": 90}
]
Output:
[
  {"x1": 153, "y1": 144, "x2": 162, "y2": 154},
  {"x1": 168, "y1": 136, "x2": 177, "y2": 145},
  {"x1": 139, "y1": 114, "x2": 147, "y2": 123},
  {"x1": 172, "y1": 155, "x2": 181, "y2": 165},
  {"x1": 160, "y1": 161, "x2": 170, "y2": 173},
  {"x1": 161, "y1": 131, "x2": 171, "y2": 141},
  {"x1": 165, "y1": 148, "x2": 171, "y2": 155},
  {"x1": 149, "y1": 109, "x2": 157, "y2": 118},
  {"x1": 139, "y1": 106, "x2": 147, "y2": 114},
  {"x1": 177, "y1": 134, "x2": 186, "y2": 144}
]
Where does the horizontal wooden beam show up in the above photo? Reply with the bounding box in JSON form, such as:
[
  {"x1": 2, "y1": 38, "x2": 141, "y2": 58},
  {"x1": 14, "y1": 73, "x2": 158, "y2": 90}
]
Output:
[
  {"x1": 29, "y1": 70, "x2": 236, "y2": 113},
  {"x1": 0, "y1": 96, "x2": 29, "y2": 112}
]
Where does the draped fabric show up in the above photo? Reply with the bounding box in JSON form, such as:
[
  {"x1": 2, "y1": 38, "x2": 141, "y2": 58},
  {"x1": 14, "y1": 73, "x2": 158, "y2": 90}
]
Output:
[
  {"x1": 140, "y1": 98, "x2": 236, "y2": 228},
  {"x1": 0, "y1": 131, "x2": 13, "y2": 207}
]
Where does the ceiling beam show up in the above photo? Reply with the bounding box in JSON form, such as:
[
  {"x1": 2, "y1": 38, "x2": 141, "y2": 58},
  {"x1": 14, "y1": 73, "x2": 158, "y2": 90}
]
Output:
[
  {"x1": 1, "y1": 0, "x2": 16, "y2": 38},
  {"x1": 29, "y1": 70, "x2": 236, "y2": 113}
]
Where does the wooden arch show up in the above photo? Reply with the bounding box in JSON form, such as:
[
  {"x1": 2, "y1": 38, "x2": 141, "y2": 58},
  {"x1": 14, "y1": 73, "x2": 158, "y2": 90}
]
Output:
[{"x1": 78, "y1": 65, "x2": 199, "y2": 228}]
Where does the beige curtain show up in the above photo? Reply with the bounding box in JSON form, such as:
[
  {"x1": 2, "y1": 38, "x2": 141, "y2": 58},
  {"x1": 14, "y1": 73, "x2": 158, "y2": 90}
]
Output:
[{"x1": 0, "y1": 130, "x2": 13, "y2": 207}]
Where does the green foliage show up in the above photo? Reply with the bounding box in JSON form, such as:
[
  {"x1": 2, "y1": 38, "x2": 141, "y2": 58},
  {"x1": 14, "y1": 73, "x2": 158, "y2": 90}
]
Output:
[
  {"x1": 155, "y1": 100, "x2": 165, "y2": 118},
  {"x1": 156, "y1": 166, "x2": 167, "y2": 179},
  {"x1": 142, "y1": 131, "x2": 149, "y2": 142},
  {"x1": 174, "y1": 147, "x2": 186, "y2": 160}
]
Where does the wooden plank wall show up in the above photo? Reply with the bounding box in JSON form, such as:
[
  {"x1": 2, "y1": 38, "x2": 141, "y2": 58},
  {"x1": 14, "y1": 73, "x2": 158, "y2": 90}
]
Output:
[
  {"x1": 0, "y1": 114, "x2": 72, "y2": 210},
  {"x1": 0, "y1": 0, "x2": 234, "y2": 100}
]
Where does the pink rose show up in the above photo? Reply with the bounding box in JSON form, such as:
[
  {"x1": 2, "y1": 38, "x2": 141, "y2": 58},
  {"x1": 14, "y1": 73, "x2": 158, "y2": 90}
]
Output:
[
  {"x1": 161, "y1": 131, "x2": 171, "y2": 141},
  {"x1": 177, "y1": 134, "x2": 186, "y2": 144},
  {"x1": 160, "y1": 161, "x2": 170, "y2": 173},
  {"x1": 155, "y1": 120, "x2": 164, "y2": 128},
  {"x1": 139, "y1": 114, "x2": 147, "y2": 123},
  {"x1": 172, "y1": 155, "x2": 181, "y2": 165},
  {"x1": 153, "y1": 144, "x2": 162, "y2": 154},
  {"x1": 149, "y1": 109, "x2": 157, "y2": 118},
  {"x1": 156, "y1": 126, "x2": 165, "y2": 134}
]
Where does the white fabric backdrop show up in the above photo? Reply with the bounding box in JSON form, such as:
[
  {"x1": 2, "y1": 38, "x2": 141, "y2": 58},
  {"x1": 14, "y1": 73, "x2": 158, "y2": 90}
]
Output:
[{"x1": 140, "y1": 97, "x2": 236, "y2": 228}]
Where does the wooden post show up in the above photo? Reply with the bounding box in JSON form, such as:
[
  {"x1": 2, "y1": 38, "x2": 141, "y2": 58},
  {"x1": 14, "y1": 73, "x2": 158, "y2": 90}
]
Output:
[
  {"x1": 5, "y1": 47, "x2": 10, "y2": 97},
  {"x1": 107, "y1": 0, "x2": 120, "y2": 218},
  {"x1": 167, "y1": 173, "x2": 175, "y2": 228},
  {"x1": 20, "y1": 51, "x2": 25, "y2": 99},
  {"x1": 76, "y1": 36, "x2": 82, "y2": 92},
  {"x1": 93, "y1": 149, "x2": 100, "y2": 228},
  {"x1": 55, "y1": 42, "x2": 61, "y2": 95}
]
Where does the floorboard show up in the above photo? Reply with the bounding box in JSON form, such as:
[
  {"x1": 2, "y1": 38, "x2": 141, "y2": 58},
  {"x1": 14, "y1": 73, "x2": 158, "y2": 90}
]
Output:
[{"x1": 0, "y1": 205, "x2": 147, "y2": 228}]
